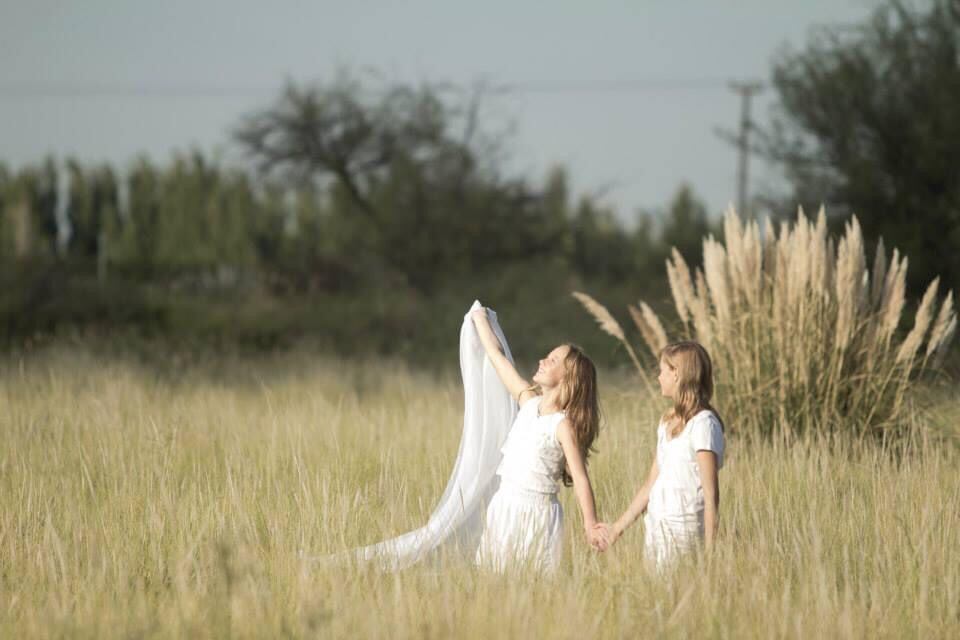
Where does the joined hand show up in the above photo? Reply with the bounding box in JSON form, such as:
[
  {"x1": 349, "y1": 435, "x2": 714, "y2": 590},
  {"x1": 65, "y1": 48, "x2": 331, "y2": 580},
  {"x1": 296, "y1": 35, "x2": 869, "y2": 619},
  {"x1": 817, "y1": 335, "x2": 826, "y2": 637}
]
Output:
[
  {"x1": 590, "y1": 522, "x2": 617, "y2": 552},
  {"x1": 586, "y1": 524, "x2": 612, "y2": 552}
]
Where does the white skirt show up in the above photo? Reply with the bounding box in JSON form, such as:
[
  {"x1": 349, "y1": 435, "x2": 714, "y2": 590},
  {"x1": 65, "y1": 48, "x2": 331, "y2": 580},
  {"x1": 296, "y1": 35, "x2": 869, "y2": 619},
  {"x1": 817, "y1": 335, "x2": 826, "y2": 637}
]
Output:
[
  {"x1": 644, "y1": 511, "x2": 704, "y2": 570},
  {"x1": 474, "y1": 482, "x2": 563, "y2": 573}
]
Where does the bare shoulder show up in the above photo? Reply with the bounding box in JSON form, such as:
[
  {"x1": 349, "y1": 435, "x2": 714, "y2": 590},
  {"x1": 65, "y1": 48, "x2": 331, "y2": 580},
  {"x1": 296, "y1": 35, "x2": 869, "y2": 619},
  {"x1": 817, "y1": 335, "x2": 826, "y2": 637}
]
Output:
[{"x1": 517, "y1": 388, "x2": 539, "y2": 407}]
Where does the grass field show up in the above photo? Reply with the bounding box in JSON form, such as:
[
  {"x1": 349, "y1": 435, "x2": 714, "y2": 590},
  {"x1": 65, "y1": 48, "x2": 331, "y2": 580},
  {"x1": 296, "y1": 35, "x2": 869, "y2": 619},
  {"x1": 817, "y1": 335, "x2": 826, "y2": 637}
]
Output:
[{"x1": 2, "y1": 346, "x2": 959, "y2": 638}]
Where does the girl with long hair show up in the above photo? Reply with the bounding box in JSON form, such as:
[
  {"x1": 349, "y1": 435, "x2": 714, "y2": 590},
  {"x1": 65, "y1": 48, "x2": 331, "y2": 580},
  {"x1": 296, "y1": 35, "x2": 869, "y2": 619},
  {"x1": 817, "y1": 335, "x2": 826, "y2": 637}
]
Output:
[
  {"x1": 470, "y1": 307, "x2": 606, "y2": 572},
  {"x1": 595, "y1": 341, "x2": 725, "y2": 569},
  {"x1": 313, "y1": 302, "x2": 605, "y2": 573}
]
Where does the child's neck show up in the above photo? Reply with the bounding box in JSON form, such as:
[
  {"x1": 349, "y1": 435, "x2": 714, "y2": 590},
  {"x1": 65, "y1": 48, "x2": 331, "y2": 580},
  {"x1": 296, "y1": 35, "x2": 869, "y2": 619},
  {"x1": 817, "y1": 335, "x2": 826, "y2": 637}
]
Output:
[{"x1": 539, "y1": 387, "x2": 562, "y2": 415}]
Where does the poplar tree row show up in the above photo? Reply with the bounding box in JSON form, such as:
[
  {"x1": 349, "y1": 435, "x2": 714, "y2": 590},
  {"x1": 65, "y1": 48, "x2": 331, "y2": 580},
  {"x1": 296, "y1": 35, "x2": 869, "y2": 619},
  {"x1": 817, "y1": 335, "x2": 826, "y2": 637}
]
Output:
[{"x1": 0, "y1": 153, "x2": 711, "y2": 294}]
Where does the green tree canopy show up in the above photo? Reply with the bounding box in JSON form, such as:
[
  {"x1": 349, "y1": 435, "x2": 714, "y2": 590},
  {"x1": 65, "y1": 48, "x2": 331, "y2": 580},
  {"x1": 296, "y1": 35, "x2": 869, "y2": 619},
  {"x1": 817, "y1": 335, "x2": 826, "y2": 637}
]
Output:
[
  {"x1": 763, "y1": 0, "x2": 960, "y2": 291},
  {"x1": 661, "y1": 183, "x2": 711, "y2": 268},
  {"x1": 234, "y1": 73, "x2": 564, "y2": 290}
]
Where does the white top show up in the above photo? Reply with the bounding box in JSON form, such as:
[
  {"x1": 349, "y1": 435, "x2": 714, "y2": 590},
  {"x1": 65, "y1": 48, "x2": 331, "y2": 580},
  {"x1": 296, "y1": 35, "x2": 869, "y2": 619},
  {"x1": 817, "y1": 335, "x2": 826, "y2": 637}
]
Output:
[
  {"x1": 496, "y1": 396, "x2": 567, "y2": 494},
  {"x1": 647, "y1": 409, "x2": 725, "y2": 520}
]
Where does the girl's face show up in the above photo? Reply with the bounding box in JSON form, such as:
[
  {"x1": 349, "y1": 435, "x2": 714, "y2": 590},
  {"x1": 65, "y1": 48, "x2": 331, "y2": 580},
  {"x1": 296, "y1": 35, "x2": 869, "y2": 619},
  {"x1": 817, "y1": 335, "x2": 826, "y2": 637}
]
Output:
[
  {"x1": 533, "y1": 345, "x2": 570, "y2": 388},
  {"x1": 658, "y1": 357, "x2": 678, "y2": 398}
]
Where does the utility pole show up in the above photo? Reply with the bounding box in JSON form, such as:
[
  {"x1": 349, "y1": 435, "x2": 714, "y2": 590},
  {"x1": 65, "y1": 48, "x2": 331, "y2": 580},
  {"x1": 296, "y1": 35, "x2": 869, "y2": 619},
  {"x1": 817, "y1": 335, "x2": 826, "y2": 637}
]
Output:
[{"x1": 727, "y1": 81, "x2": 763, "y2": 218}]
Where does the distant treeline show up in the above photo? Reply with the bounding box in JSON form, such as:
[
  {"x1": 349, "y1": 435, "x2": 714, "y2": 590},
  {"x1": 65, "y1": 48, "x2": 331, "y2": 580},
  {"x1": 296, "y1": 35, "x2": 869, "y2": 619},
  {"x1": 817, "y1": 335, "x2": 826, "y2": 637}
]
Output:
[
  {"x1": 0, "y1": 153, "x2": 712, "y2": 293},
  {"x1": 0, "y1": 147, "x2": 714, "y2": 360}
]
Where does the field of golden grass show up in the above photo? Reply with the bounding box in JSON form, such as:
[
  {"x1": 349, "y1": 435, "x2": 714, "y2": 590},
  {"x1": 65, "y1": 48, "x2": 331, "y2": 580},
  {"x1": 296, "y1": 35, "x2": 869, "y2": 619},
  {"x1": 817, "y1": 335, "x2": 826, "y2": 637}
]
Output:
[{"x1": 2, "y1": 347, "x2": 959, "y2": 638}]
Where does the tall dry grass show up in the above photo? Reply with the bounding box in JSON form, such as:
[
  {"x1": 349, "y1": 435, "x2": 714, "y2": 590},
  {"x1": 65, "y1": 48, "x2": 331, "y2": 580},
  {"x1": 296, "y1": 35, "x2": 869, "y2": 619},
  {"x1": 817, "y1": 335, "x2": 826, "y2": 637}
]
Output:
[
  {"x1": 1, "y1": 348, "x2": 958, "y2": 638},
  {"x1": 576, "y1": 207, "x2": 957, "y2": 442}
]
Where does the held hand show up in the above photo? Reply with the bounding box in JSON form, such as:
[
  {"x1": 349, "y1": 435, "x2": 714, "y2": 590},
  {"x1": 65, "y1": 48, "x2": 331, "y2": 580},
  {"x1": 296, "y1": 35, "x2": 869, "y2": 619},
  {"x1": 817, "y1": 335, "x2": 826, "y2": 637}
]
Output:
[
  {"x1": 586, "y1": 526, "x2": 609, "y2": 552},
  {"x1": 470, "y1": 307, "x2": 489, "y2": 326},
  {"x1": 592, "y1": 522, "x2": 617, "y2": 549}
]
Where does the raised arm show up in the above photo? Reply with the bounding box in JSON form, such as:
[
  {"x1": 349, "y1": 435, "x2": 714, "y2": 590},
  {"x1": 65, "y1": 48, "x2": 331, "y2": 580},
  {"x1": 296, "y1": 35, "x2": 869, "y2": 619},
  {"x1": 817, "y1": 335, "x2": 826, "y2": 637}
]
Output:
[
  {"x1": 556, "y1": 419, "x2": 605, "y2": 550},
  {"x1": 470, "y1": 307, "x2": 532, "y2": 402}
]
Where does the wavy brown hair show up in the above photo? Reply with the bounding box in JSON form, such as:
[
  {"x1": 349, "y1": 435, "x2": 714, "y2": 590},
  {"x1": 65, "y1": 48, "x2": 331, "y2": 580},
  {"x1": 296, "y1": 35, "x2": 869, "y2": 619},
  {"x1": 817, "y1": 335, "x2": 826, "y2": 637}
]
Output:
[
  {"x1": 660, "y1": 341, "x2": 725, "y2": 438},
  {"x1": 528, "y1": 343, "x2": 601, "y2": 486}
]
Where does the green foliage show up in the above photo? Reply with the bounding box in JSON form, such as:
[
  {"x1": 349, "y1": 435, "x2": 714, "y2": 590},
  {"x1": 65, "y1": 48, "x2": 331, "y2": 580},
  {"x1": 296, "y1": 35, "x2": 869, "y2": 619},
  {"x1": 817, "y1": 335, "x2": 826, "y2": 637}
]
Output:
[
  {"x1": 66, "y1": 160, "x2": 120, "y2": 260},
  {"x1": 151, "y1": 151, "x2": 255, "y2": 271},
  {"x1": 660, "y1": 183, "x2": 711, "y2": 268},
  {"x1": 106, "y1": 153, "x2": 259, "y2": 279},
  {"x1": 116, "y1": 157, "x2": 162, "y2": 274},
  {"x1": 31, "y1": 158, "x2": 60, "y2": 257},
  {"x1": 764, "y1": 0, "x2": 960, "y2": 292},
  {"x1": 570, "y1": 198, "x2": 636, "y2": 280},
  {"x1": 631, "y1": 213, "x2": 661, "y2": 276},
  {"x1": 234, "y1": 74, "x2": 569, "y2": 290},
  {"x1": 0, "y1": 158, "x2": 61, "y2": 260},
  {"x1": 0, "y1": 162, "x2": 10, "y2": 259}
]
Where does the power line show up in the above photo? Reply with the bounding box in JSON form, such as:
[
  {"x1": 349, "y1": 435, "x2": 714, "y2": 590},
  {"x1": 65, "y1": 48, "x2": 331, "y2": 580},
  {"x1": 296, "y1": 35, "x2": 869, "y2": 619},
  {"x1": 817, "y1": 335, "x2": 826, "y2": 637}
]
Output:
[
  {"x1": 0, "y1": 77, "x2": 736, "y2": 99},
  {"x1": 0, "y1": 83, "x2": 277, "y2": 98},
  {"x1": 494, "y1": 77, "x2": 730, "y2": 94}
]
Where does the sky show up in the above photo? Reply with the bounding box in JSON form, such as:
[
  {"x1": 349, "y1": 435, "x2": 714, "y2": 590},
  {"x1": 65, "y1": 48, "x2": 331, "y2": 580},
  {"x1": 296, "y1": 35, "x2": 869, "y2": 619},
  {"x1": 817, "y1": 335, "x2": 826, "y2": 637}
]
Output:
[{"x1": 0, "y1": 1, "x2": 880, "y2": 223}]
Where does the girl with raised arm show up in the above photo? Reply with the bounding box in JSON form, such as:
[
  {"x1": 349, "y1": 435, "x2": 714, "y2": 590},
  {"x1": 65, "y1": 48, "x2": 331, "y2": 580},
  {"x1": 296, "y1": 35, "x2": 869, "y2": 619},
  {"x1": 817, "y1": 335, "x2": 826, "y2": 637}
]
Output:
[{"x1": 470, "y1": 307, "x2": 606, "y2": 573}]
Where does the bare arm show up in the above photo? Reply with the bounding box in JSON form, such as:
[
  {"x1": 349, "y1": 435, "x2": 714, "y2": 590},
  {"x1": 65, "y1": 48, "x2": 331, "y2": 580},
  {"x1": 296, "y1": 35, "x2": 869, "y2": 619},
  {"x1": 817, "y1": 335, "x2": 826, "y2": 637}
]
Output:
[
  {"x1": 470, "y1": 308, "x2": 532, "y2": 402},
  {"x1": 556, "y1": 419, "x2": 605, "y2": 549},
  {"x1": 605, "y1": 458, "x2": 659, "y2": 545},
  {"x1": 696, "y1": 450, "x2": 720, "y2": 550}
]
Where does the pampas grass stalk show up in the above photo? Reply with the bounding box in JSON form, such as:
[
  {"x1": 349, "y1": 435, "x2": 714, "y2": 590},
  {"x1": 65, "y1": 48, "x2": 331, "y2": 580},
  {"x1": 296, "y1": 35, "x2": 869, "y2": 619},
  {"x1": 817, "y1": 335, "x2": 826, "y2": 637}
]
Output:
[
  {"x1": 577, "y1": 207, "x2": 957, "y2": 443},
  {"x1": 572, "y1": 291, "x2": 657, "y2": 397}
]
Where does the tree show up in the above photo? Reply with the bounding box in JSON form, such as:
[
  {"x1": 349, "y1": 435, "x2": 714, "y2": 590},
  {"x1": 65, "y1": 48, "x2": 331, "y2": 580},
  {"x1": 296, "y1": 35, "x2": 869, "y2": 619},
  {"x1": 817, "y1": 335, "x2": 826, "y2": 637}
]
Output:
[
  {"x1": 0, "y1": 159, "x2": 60, "y2": 260},
  {"x1": 0, "y1": 163, "x2": 10, "y2": 259},
  {"x1": 234, "y1": 73, "x2": 562, "y2": 290},
  {"x1": 541, "y1": 166, "x2": 574, "y2": 257},
  {"x1": 121, "y1": 157, "x2": 162, "y2": 275},
  {"x1": 660, "y1": 184, "x2": 711, "y2": 268},
  {"x1": 66, "y1": 160, "x2": 120, "y2": 262},
  {"x1": 570, "y1": 197, "x2": 635, "y2": 281},
  {"x1": 762, "y1": 0, "x2": 960, "y2": 291},
  {"x1": 631, "y1": 211, "x2": 662, "y2": 278}
]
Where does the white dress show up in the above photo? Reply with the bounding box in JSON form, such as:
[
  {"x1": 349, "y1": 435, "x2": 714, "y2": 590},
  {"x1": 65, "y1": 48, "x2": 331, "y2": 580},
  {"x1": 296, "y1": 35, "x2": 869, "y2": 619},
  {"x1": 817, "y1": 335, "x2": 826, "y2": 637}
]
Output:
[
  {"x1": 645, "y1": 410, "x2": 725, "y2": 569},
  {"x1": 475, "y1": 396, "x2": 567, "y2": 573},
  {"x1": 310, "y1": 301, "x2": 519, "y2": 571}
]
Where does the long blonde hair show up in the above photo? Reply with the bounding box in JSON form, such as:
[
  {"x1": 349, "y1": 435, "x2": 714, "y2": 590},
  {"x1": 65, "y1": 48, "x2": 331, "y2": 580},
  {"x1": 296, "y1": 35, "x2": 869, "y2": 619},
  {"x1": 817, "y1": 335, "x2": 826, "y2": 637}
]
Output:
[
  {"x1": 660, "y1": 341, "x2": 725, "y2": 438},
  {"x1": 527, "y1": 343, "x2": 601, "y2": 486}
]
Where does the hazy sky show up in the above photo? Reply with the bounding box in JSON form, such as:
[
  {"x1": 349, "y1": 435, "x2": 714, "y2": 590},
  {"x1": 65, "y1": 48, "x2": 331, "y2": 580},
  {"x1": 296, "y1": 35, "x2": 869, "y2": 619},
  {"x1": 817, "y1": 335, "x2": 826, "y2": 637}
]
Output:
[{"x1": 0, "y1": 1, "x2": 879, "y2": 222}]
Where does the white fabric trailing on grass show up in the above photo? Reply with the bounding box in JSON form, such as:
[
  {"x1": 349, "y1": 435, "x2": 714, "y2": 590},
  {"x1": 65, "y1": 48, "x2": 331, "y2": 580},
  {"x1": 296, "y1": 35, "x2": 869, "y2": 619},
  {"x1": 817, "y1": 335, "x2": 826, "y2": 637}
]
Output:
[{"x1": 310, "y1": 300, "x2": 517, "y2": 570}]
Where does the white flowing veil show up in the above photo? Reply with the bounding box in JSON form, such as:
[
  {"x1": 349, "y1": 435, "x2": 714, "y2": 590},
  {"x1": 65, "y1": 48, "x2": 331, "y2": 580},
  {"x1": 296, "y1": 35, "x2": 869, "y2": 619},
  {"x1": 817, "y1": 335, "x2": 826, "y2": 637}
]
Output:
[{"x1": 311, "y1": 300, "x2": 518, "y2": 570}]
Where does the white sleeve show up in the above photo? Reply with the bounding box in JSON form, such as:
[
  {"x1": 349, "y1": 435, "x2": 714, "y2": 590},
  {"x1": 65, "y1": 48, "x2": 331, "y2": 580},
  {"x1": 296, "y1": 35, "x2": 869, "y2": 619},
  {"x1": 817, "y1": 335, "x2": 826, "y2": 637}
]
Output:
[{"x1": 690, "y1": 413, "x2": 724, "y2": 468}]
